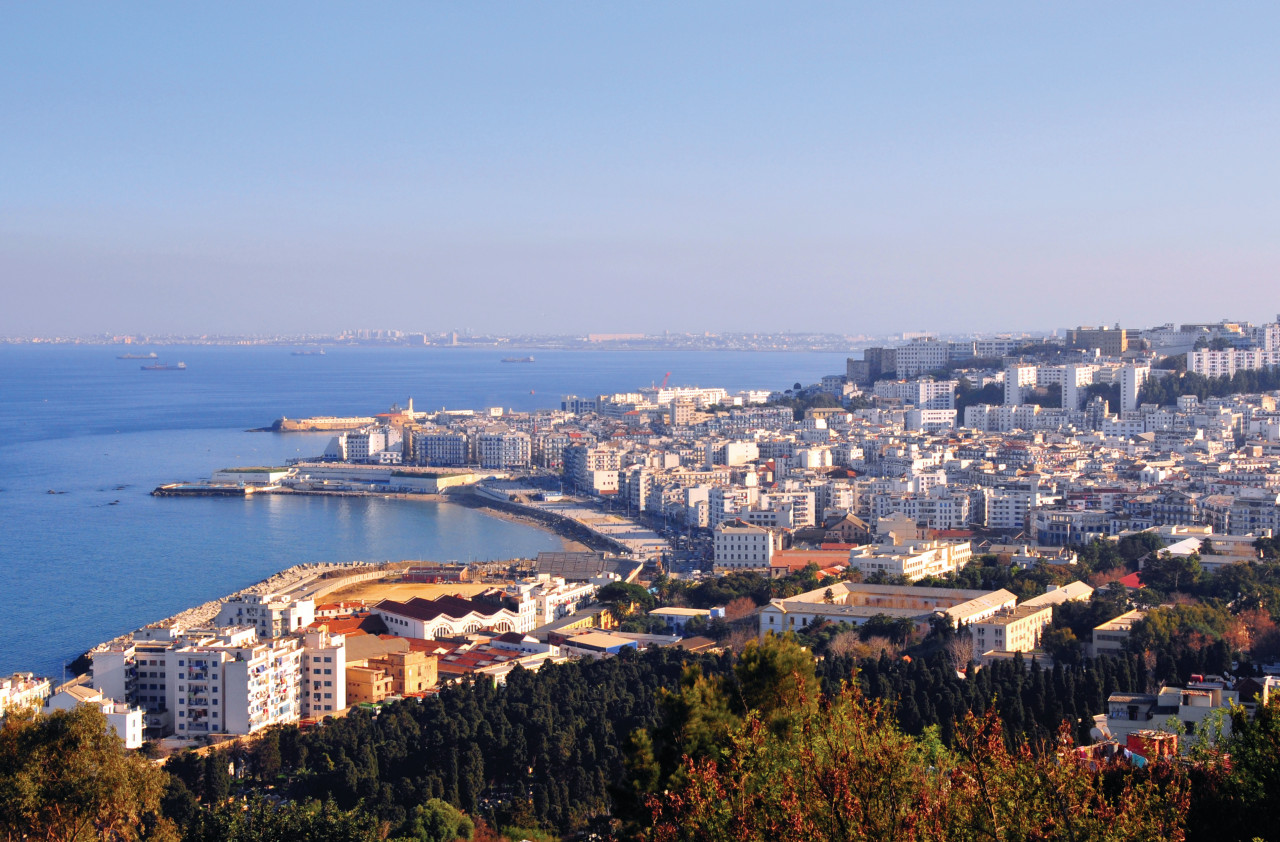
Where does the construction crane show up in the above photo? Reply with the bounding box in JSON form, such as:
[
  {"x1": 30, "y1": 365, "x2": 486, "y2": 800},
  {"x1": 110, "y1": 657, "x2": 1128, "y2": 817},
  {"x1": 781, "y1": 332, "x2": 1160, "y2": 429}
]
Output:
[{"x1": 660, "y1": 372, "x2": 671, "y2": 389}]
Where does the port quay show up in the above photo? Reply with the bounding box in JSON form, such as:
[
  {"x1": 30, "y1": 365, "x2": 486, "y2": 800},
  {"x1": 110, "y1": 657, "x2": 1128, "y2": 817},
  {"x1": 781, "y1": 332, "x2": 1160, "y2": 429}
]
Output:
[{"x1": 153, "y1": 464, "x2": 669, "y2": 561}]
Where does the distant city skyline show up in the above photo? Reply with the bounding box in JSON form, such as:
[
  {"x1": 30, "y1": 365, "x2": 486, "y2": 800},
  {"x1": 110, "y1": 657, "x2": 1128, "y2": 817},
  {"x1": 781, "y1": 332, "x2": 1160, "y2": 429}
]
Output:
[{"x1": 4, "y1": 4, "x2": 1279, "y2": 336}]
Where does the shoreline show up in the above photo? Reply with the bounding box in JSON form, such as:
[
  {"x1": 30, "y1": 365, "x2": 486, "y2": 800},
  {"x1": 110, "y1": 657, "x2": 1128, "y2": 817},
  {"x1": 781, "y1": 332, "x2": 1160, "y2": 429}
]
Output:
[{"x1": 443, "y1": 488, "x2": 601, "y2": 553}]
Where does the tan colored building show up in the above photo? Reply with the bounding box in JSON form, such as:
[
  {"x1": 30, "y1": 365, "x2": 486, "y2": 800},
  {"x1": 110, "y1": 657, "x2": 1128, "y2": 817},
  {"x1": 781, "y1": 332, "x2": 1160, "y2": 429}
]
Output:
[
  {"x1": 760, "y1": 582, "x2": 1016, "y2": 638},
  {"x1": 1067, "y1": 326, "x2": 1128, "y2": 356},
  {"x1": 366, "y1": 650, "x2": 437, "y2": 696},
  {"x1": 1092, "y1": 609, "x2": 1146, "y2": 657},
  {"x1": 971, "y1": 604, "x2": 1054, "y2": 660},
  {"x1": 346, "y1": 665, "x2": 394, "y2": 705}
]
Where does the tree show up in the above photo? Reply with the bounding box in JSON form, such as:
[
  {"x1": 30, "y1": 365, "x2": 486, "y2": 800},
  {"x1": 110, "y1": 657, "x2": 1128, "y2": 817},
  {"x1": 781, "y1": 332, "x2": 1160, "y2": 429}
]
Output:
[
  {"x1": 188, "y1": 797, "x2": 380, "y2": 842},
  {"x1": 943, "y1": 710, "x2": 1189, "y2": 842},
  {"x1": 1139, "y1": 553, "x2": 1203, "y2": 595},
  {"x1": 649, "y1": 686, "x2": 942, "y2": 842},
  {"x1": 648, "y1": 686, "x2": 1190, "y2": 842},
  {"x1": 1041, "y1": 627, "x2": 1083, "y2": 667},
  {"x1": 732, "y1": 634, "x2": 820, "y2": 728},
  {"x1": 392, "y1": 798, "x2": 475, "y2": 842},
  {"x1": 723, "y1": 596, "x2": 757, "y2": 621},
  {"x1": 0, "y1": 706, "x2": 176, "y2": 841},
  {"x1": 595, "y1": 581, "x2": 655, "y2": 615}
]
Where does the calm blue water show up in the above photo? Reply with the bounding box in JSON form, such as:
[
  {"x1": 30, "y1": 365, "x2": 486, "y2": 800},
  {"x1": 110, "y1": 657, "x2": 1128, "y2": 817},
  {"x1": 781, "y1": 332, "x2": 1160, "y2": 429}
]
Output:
[{"x1": 0, "y1": 346, "x2": 847, "y2": 677}]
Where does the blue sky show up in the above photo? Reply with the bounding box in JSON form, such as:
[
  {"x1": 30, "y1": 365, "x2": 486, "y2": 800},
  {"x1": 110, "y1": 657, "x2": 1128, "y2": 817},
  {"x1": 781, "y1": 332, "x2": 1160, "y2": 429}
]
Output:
[{"x1": 3, "y1": 3, "x2": 1279, "y2": 336}]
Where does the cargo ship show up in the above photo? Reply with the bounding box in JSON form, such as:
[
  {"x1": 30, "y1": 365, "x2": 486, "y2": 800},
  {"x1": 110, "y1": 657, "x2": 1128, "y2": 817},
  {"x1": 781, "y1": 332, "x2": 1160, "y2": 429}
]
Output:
[
  {"x1": 501, "y1": 355, "x2": 535, "y2": 363},
  {"x1": 141, "y1": 362, "x2": 186, "y2": 371},
  {"x1": 291, "y1": 348, "x2": 326, "y2": 356},
  {"x1": 117, "y1": 352, "x2": 158, "y2": 360}
]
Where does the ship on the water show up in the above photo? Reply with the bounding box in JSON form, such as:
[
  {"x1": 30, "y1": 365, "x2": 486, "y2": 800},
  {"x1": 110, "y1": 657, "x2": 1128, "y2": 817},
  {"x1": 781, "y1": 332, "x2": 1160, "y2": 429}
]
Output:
[
  {"x1": 291, "y1": 348, "x2": 326, "y2": 356},
  {"x1": 117, "y1": 352, "x2": 158, "y2": 360},
  {"x1": 141, "y1": 362, "x2": 186, "y2": 371},
  {"x1": 501, "y1": 355, "x2": 535, "y2": 363}
]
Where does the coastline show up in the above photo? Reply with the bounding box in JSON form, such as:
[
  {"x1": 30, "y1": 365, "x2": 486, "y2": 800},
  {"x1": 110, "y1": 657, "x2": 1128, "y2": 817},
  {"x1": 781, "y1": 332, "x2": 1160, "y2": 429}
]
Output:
[{"x1": 443, "y1": 487, "x2": 599, "y2": 553}]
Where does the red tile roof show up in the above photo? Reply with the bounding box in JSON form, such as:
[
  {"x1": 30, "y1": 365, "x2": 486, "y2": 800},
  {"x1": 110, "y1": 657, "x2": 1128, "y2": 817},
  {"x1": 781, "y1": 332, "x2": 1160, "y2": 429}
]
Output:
[{"x1": 374, "y1": 595, "x2": 504, "y2": 623}]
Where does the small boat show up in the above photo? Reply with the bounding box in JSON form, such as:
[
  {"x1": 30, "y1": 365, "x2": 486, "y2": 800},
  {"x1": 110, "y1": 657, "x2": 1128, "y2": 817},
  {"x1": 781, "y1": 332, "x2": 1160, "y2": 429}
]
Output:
[
  {"x1": 141, "y1": 362, "x2": 186, "y2": 371},
  {"x1": 292, "y1": 349, "x2": 326, "y2": 356},
  {"x1": 117, "y1": 352, "x2": 158, "y2": 359},
  {"x1": 501, "y1": 356, "x2": 535, "y2": 363}
]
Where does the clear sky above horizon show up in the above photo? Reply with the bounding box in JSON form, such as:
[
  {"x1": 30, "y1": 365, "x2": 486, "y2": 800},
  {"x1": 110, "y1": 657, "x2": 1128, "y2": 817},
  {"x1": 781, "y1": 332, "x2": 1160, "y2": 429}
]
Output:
[{"x1": 3, "y1": 3, "x2": 1279, "y2": 337}]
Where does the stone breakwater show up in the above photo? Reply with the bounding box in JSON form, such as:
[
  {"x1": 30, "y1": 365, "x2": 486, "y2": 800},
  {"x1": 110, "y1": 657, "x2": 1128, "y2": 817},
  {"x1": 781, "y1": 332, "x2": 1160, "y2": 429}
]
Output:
[{"x1": 90, "y1": 561, "x2": 388, "y2": 655}]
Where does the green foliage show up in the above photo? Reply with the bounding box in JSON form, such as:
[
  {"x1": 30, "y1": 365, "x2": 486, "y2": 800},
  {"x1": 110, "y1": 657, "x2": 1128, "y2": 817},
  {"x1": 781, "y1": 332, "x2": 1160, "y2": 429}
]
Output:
[
  {"x1": 0, "y1": 705, "x2": 176, "y2": 841},
  {"x1": 763, "y1": 392, "x2": 846, "y2": 421},
  {"x1": 228, "y1": 648, "x2": 702, "y2": 837},
  {"x1": 1140, "y1": 552, "x2": 1204, "y2": 595},
  {"x1": 648, "y1": 687, "x2": 1190, "y2": 842},
  {"x1": 1041, "y1": 626, "x2": 1084, "y2": 667},
  {"x1": 1199, "y1": 697, "x2": 1280, "y2": 841},
  {"x1": 954, "y1": 381, "x2": 1004, "y2": 413},
  {"x1": 391, "y1": 798, "x2": 475, "y2": 842},
  {"x1": 595, "y1": 581, "x2": 655, "y2": 615},
  {"x1": 1127, "y1": 603, "x2": 1234, "y2": 684},
  {"x1": 676, "y1": 567, "x2": 821, "y2": 610},
  {"x1": 732, "y1": 634, "x2": 819, "y2": 725},
  {"x1": 1140, "y1": 367, "x2": 1280, "y2": 406},
  {"x1": 186, "y1": 797, "x2": 380, "y2": 842}
]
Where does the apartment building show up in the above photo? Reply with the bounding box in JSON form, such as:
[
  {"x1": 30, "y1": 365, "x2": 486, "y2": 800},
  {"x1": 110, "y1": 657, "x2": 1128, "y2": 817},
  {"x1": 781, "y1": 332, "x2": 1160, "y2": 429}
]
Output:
[
  {"x1": 477, "y1": 430, "x2": 532, "y2": 469},
  {"x1": 163, "y1": 628, "x2": 303, "y2": 737},
  {"x1": 46, "y1": 685, "x2": 145, "y2": 749},
  {"x1": 872, "y1": 378, "x2": 958, "y2": 409},
  {"x1": 845, "y1": 538, "x2": 973, "y2": 582},
  {"x1": 970, "y1": 604, "x2": 1054, "y2": 661},
  {"x1": 413, "y1": 431, "x2": 470, "y2": 466},
  {"x1": 300, "y1": 628, "x2": 346, "y2": 718},
  {"x1": 0, "y1": 672, "x2": 51, "y2": 719},
  {"x1": 1188, "y1": 348, "x2": 1280, "y2": 378},
  {"x1": 214, "y1": 592, "x2": 316, "y2": 640},
  {"x1": 713, "y1": 519, "x2": 775, "y2": 571}
]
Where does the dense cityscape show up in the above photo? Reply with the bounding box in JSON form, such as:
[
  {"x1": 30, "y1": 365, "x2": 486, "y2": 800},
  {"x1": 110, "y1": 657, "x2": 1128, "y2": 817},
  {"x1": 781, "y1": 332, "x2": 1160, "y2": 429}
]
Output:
[
  {"x1": 7, "y1": 313, "x2": 1280, "y2": 839},
  {"x1": 8, "y1": 3, "x2": 1280, "y2": 840}
]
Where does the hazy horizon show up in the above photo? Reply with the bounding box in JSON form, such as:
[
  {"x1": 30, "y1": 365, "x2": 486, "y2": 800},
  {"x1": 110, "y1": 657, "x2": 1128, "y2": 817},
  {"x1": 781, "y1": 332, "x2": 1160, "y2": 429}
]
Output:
[{"x1": 4, "y1": 4, "x2": 1279, "y2": 337}]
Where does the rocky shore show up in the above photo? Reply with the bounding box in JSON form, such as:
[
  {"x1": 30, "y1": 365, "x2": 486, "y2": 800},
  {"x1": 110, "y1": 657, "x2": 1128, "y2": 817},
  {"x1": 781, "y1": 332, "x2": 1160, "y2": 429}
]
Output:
[{"x1": 81, "y1": 561, "x2": 386, "y2": 667}]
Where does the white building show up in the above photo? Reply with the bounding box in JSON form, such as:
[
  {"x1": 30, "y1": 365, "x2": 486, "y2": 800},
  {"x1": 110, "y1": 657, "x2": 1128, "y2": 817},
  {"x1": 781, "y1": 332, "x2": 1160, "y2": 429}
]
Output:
[
  {"x1": 980, "y1": 488, "x2": 1056, "y2": 531},
  {"x1": 970, "y1": 604, "x2": 1054, "y2": 661},
  {"x1": 46, "y1": 685, "x2": 145, "y2": 749},
  {"x1": 413, "y1": 431, "x2": 469, "y2": 466},
  {"x1": 713, "y1": 519, "x2": 775, "y2": 571},
  {"x1": 1120, "y1": 365, "x2": 1150, "y2": 415},
  {"x1": 649, "y1": 606, "x2": 726, "y2": 634},
  {"x1": 215, "y1": 593, "x2": 316, "y2": 639},
  {"x1": 872, "y1": 378, "x2": 957, "y2": 409},
  {"x1": 374, "y1": 595, "x2": 522, "y2": 640},
  {"x1": 164, "y1": 628, "x2": 304, "y2": 737},
  {"x1": 846, "y1": 537, "x2": 973, "y2": 582},
  {"x1": 300, "y1": 628, "x2": 346, "y2": 719},
  {"x1": 0, "y1": 672, "x2": 51, "y2": 719},
  {"x1": 1188, "y1": 348, "x2": 1280, "y2": 378},
  {"x1": 1004, "y1": 364, "x2": 1038, "y2": 406},
  {"x1": 477, "y1": 430, "x2": 532, "y2": 469},
  {"x1": 894, "y1": 338, "x2": 950, "y2": 378},
  {"x1": 760, "y1": 582, "x2": 1015, "y2": 638}
]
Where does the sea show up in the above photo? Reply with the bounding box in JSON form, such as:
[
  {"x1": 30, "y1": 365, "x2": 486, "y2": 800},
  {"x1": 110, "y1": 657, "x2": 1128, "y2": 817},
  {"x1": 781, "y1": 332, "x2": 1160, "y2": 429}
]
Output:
[{"x1": 0, "y1": 345, "x2": 849, "y2": 679}]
